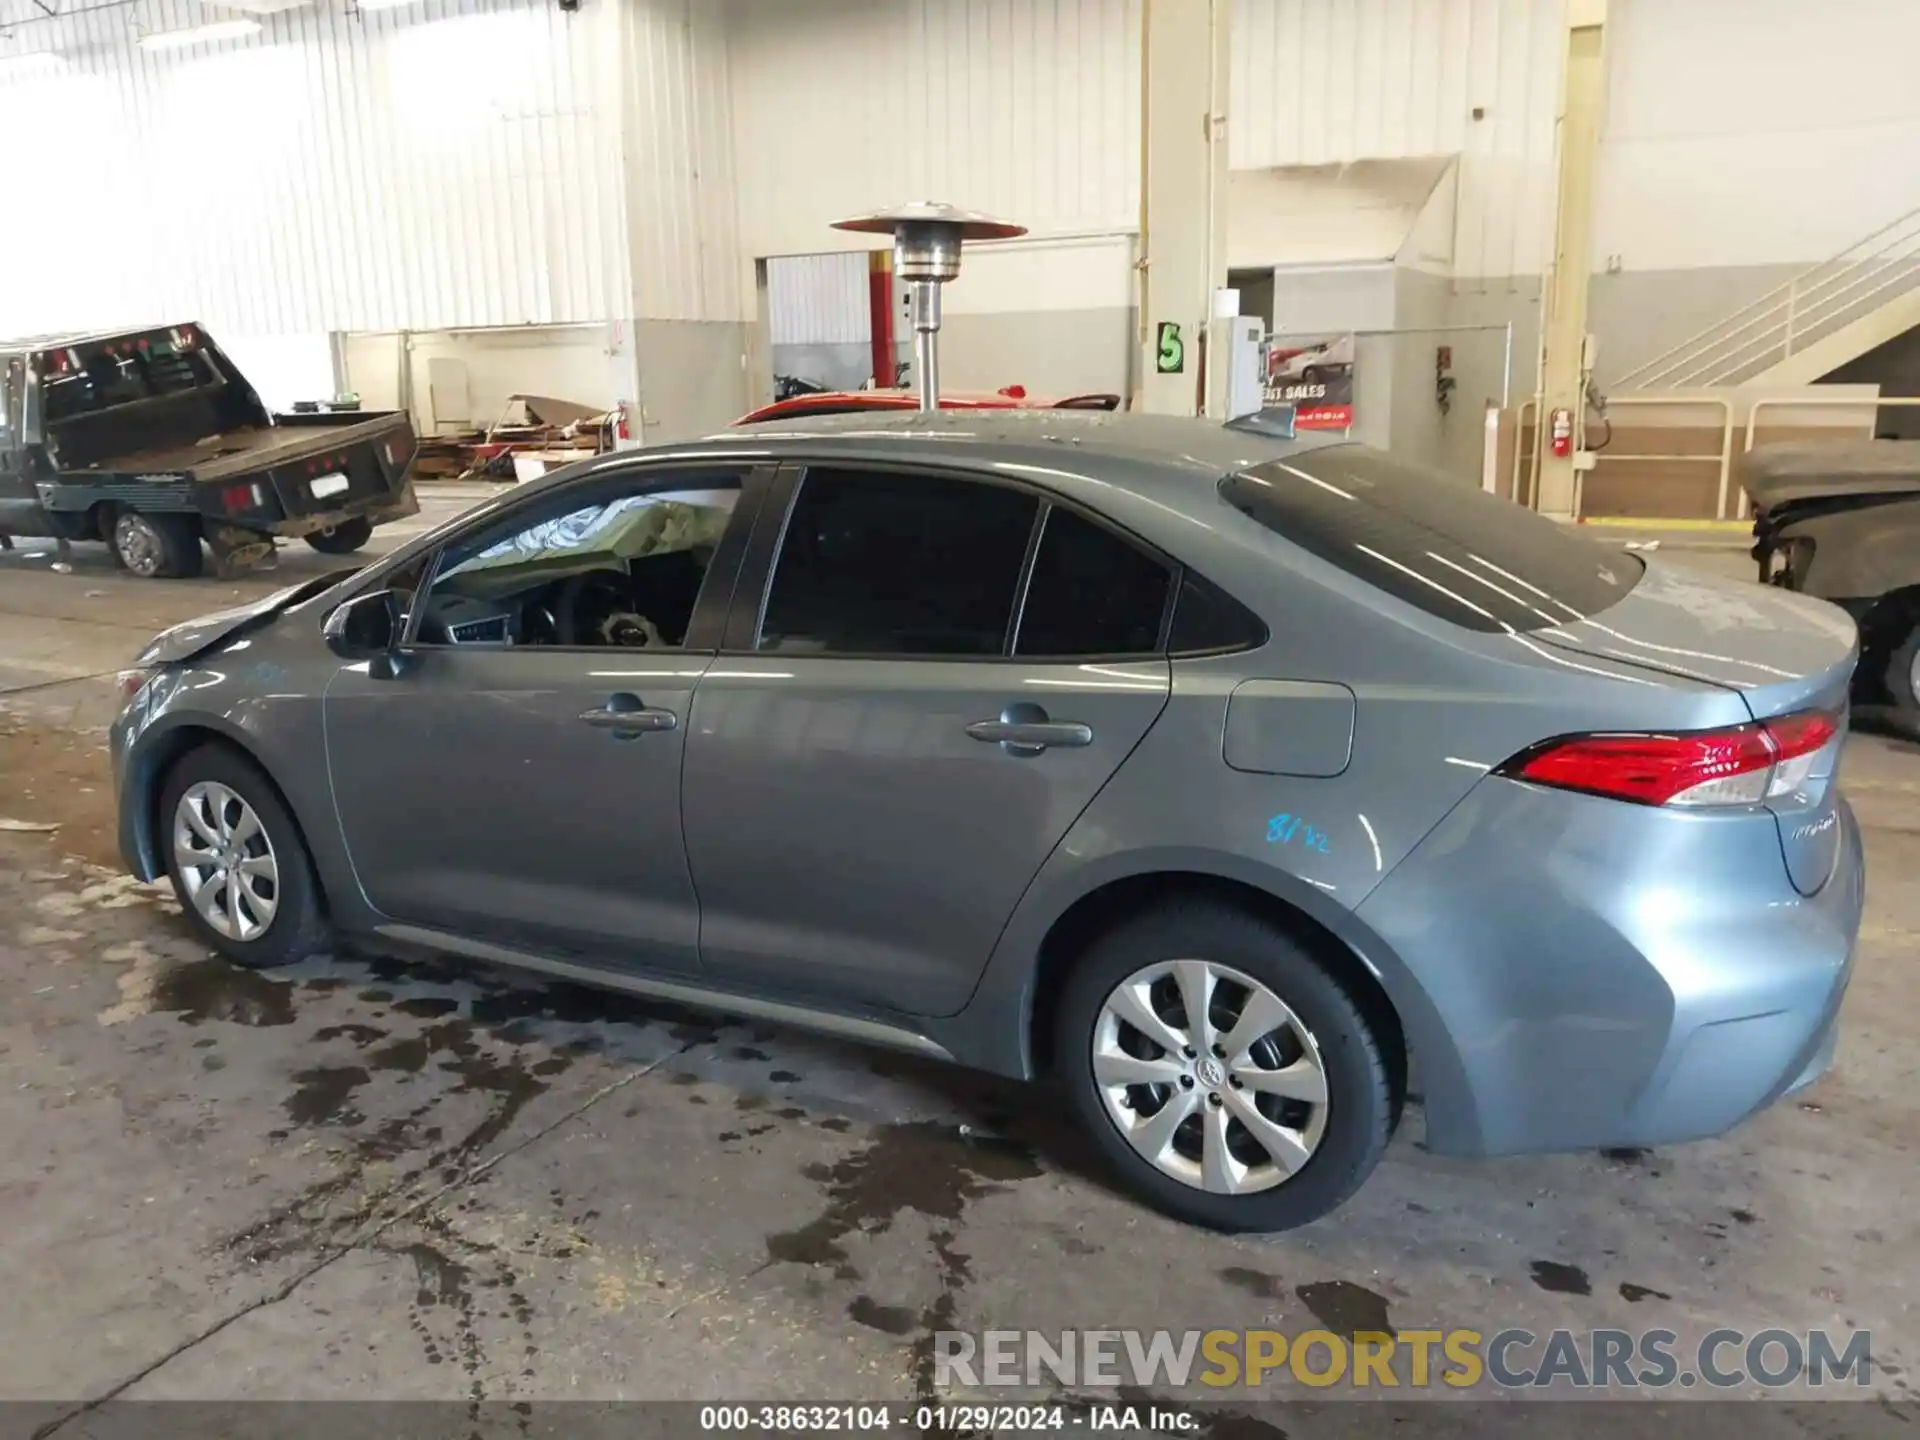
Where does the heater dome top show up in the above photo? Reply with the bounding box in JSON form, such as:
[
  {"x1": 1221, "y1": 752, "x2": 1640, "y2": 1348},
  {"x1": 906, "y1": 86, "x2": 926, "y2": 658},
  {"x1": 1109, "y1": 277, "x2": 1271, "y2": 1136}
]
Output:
[{"x1": 830, "y1": 202, "x2": 1027, "y2": 241}]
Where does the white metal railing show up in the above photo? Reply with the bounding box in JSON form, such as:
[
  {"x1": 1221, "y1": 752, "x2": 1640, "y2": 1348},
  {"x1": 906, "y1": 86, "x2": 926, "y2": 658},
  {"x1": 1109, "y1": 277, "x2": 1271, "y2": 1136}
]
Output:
[
  {"x1": 1511, "y1": 395, "x2": 1733, "y2": 517},
  {"x1": 1617, "y1": 203, "x2": 1920, "y2": 390},
  {"x1": 1509, "y1": 392, "x2": 1920, "y2": 520}
]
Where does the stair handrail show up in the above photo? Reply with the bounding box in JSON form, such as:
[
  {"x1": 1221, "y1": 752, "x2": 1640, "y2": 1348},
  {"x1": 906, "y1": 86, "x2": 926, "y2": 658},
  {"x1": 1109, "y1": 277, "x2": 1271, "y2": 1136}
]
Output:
[
  {"x1": 1660, "y1": 249, "x2": 1920, "y2": 388},
  {"x1": 1617, "y1": 200, "x2": 1920, "y2": 389}
]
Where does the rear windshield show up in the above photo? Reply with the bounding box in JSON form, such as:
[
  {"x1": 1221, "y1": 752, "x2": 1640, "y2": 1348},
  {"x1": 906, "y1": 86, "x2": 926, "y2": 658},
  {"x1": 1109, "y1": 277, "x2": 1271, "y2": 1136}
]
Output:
[
  {"x1": 41, "y1": 345, "x2": 224, "y2": 425},
  {"x1": 1219, "y1": 446, "x2": 1640, "y2": 633}
]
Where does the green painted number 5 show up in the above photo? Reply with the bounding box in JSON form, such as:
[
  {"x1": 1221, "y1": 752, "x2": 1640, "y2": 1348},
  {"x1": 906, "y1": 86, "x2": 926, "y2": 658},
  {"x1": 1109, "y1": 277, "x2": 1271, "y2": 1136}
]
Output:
[{"x1": 1156, "y1": 322, "x2": 1184, "y2": 374}]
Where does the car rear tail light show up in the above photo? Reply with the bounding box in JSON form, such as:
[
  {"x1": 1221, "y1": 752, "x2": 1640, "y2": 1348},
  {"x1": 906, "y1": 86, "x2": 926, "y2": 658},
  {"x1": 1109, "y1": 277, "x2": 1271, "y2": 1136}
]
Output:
[{"x1": 1498, "y1": 709, "x2": 1839, "y2": 808}]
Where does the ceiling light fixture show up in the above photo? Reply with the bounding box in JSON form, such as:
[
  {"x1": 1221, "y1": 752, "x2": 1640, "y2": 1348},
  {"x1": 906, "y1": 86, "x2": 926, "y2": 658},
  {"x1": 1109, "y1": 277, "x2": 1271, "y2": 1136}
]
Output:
[{"x1": 136, "y1": 19, "x2": 263, "y2": 51}]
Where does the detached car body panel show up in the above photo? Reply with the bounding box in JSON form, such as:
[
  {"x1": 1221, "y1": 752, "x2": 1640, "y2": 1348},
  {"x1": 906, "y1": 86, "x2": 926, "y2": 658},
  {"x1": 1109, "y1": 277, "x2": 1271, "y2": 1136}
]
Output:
[
  {"x1": 112, "y1": 410, "x2": 1864, "y2": 1224},
  {"x1": 1746, "y1": 439, "x2": 1920, "y2": 717}
]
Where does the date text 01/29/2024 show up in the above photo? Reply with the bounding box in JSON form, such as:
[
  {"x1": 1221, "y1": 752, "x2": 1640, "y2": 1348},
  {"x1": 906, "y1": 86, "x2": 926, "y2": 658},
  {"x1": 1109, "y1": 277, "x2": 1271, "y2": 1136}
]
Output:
[{"x1": 698, "y1": 1404, "x2": 1195, "y2": 1432}]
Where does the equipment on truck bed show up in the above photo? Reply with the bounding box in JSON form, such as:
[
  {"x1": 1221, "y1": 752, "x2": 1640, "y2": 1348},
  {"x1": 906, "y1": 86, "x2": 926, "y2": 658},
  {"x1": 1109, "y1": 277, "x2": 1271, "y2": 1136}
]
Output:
[
  {"x1": 1747, "y1": 439, "x2": 1920, "y2": 722},
  {"x1": 0, "y1": 323, "x2": 420, "y2": 579}
]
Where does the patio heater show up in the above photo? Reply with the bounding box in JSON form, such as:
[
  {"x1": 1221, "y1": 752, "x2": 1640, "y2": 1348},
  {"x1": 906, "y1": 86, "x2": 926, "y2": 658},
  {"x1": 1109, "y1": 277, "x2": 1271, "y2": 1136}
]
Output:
[{"x1": 831, "y1": 202, "x2": 1027, "y2": 412}]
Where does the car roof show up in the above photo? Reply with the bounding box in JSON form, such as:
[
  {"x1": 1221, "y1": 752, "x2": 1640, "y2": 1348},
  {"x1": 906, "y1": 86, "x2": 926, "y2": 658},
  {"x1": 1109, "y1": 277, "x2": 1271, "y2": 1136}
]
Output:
[
  {"x1": 737, "y1": 389, "x2": 1084, "y2": 423},
  {"x1": 670, "y1": 407, "x2": 1352, "y2": 516}
]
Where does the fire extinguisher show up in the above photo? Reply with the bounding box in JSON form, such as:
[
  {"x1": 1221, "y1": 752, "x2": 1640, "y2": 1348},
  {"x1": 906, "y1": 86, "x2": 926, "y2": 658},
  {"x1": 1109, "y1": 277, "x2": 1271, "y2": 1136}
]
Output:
[
  {"x1": 613, "y1": 401, "x2": 633, "y2": 448},
  {"x1": 1549, "y1": 406, "x2": 1573, "y2": 459}
]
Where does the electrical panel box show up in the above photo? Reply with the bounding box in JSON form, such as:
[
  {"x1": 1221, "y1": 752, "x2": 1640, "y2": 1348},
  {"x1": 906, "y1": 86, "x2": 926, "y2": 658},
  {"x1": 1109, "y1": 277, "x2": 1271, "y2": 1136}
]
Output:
[{"x1": 1225, "y1": 316, "x2": 1266, "y2": 420}]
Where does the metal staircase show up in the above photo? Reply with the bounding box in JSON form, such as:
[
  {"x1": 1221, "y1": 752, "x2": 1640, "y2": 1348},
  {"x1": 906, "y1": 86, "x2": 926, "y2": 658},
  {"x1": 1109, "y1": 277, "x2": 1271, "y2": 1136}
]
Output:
[{"x1": 1617, "y1": 202, "x2": 1920, "y2": 390}]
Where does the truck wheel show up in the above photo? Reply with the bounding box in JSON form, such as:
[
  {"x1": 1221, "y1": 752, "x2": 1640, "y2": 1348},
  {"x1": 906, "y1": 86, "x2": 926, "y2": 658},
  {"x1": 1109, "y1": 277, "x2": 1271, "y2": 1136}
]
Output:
[
  {"x1": 110, "y1": 510, "x2": 204, "y2": 579},
  {"x1": 304, "y1": 516, "x2": 374, "y2": 554}
]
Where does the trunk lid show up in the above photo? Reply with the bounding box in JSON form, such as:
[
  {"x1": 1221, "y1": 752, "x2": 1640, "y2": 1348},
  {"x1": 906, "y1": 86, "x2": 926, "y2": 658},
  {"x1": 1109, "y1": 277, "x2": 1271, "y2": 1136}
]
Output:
[{"x1": 1533, "y1": 558, "x2": 1858, "y2": 895}]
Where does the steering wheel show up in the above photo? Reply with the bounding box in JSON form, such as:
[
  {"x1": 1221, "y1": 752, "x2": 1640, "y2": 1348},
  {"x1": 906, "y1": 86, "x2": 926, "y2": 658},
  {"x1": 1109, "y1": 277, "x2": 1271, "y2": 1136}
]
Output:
[{"x1": 556, "y1": 570, "x2": 654, "y2": 648}]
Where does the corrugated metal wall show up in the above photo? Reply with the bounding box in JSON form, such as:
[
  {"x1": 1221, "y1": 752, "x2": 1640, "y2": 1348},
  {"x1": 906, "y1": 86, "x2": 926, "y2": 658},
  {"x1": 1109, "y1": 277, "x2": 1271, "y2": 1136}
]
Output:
[
  {"x1": 0, "y1": 0, "x2": 677, "y2": 337},
  {"x1": 1231, "y1": 0, "x2": 1567, "y2": 280},
  {"x1": 727, "y1": 0, "x2": 1144, "y2": 261},
  {"x1": 0, "y1": 0, "x2": 1569, "y2": 342},
  {"x1": 768, "y1": 253, "x2": 871, "y2": 345},
  {"x1": 727, "y1": 0, "x2": 1563, "y2": 284},
  {"x1": 625, "y1": 0, "x2": 750, "y2": 322}
]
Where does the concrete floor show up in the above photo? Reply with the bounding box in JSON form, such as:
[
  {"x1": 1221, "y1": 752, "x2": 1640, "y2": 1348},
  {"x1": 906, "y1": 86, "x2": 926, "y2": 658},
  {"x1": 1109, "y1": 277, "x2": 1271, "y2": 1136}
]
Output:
[{"x1": 0, "y1": 500, "x2": 1914, "y2": 1433}]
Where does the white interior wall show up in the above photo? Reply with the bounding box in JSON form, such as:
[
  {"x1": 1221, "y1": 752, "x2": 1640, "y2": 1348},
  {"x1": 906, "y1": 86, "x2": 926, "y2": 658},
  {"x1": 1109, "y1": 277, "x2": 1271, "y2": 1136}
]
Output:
[
  {"x1": 768, "y1": 254, "x2": 871, "y2": 346},
  {"x1": 218, "y1": 333, "x2": 338, "y2": 412},
  {"x1": 1231, "y1": 0, "x2": 1567, "y2": 282},
  {"x1": 339, "y1": 327, "x2": 615, "y2": 434},
  {"x1": 407, "y1": 328, "x2": 615, "y2": 434},
  {"x1": 725, "y1": 0, "x2": 1143, "y2": 261},
  {"x1": 6, "y1": 0, "x2": 1914, "y2": 433},
  {"x1": 1228, "y1": 159, "x2": 1453, "y2": 270},
  {"x1": 941, "y1": 237, "x2": 1135, "y2": 318},
  {"x1": 0, "y1": 0, "x2": 627, "y2": 338},
  {"x1": 1595, "y1": 0, "x2": 1920, "y2": 272},
  {"x1": 624, "y1": 0, "x2": 751, "y2": 323}
]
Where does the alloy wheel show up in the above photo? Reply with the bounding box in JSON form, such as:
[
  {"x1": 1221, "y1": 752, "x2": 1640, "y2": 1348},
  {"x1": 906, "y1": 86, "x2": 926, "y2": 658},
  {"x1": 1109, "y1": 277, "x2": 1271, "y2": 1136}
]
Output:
[
  {"x1": 172, "y1": 781, "x2": 280, "y2": 941},
  {"x1": 1092, "y1": 959, "x2": 1329, "y2": 1195},
  {"x1": 114, "y1": 514, "x2": 163, "y2": 577}
]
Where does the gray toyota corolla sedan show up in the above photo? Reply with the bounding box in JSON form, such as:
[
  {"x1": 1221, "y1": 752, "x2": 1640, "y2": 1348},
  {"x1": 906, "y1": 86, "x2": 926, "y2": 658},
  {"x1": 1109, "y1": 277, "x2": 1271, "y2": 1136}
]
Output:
[{"x1": 109, "y1": 410, "x2": 1864, "y2": 1231}]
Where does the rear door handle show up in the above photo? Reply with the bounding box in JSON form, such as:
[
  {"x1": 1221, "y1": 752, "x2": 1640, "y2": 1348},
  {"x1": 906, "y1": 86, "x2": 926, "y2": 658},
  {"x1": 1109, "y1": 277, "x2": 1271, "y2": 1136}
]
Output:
[
  {"x1": 966, "y1": 703, "x2": 1093, "y2": 756},
  {"x1": 580, "y1": 692, "x2": 679, "y2": 737}
]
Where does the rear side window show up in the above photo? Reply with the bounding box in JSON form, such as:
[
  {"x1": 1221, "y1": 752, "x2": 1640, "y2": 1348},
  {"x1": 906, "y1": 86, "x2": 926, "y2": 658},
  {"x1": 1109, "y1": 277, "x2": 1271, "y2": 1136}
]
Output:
[
  {"x1": 760, "y1": 467, "x2": 1037, "y2": 656},
  {"x1": 1220, "y1": 446, "x2": 1641, "y2": 632},
  {"x1": 1167, "y1": 572, "x2": 1267, "y2": 654},
  {"x1": 1015, "y1": 507, "x2": 1172, "y2": 658}
]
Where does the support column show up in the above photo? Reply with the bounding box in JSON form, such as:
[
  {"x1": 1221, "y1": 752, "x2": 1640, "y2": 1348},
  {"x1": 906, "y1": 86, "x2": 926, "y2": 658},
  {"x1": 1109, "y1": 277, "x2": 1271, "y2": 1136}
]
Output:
[
  {"x1": 1535, "y1": 0, "x2": 1609, "y2": 516},
  {"x1": 867, "y1": 250, "x2": 895, "y2": 390},
  {"x1": 1136, "y1": 0, "x2": 1231, "y2": 417}
]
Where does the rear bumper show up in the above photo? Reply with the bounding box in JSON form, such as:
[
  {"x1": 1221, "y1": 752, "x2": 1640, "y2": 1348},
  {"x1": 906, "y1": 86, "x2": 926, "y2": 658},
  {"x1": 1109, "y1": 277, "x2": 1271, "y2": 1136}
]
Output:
[
  {"x1": 264, "y1": 482, "x2": 419, "y2": 539},
  {"x1": 1355, "y1": 777, "x2": 1862, "y2": 1157}
]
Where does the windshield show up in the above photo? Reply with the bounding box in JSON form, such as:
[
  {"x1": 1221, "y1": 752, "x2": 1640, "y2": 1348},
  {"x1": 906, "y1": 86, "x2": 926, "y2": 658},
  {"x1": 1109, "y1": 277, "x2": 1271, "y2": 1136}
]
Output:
[{"x1": 1220, "y1": 446, "x2": 1642, "y2": 633}]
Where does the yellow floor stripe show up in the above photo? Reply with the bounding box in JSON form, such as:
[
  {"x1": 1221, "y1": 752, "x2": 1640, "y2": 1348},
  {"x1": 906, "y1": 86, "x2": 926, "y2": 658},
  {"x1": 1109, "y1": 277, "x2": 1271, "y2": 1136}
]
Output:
[{"x1": 1576, "y1": 516, "x2": 1751, "y2": 531}]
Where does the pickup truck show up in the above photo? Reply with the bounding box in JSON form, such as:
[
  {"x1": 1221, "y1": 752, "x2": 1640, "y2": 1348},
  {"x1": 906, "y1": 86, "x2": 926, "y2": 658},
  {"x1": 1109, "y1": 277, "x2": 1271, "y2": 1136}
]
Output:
[{"x1": 0, "y1": 323, "x2": 419, "y2": 578}]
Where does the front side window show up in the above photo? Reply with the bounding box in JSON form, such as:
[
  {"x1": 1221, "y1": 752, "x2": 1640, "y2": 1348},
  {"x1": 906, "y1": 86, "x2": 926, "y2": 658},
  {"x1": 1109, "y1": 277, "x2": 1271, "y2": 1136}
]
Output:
[
  {"x1": 416, "y1": 481, "x2": 738, "y2": 648},
  {"x1": 1014, "y1": 506, "x2": 1172, "y2": 658},
  {"x1": 759, "y1": 467, "x2": 1038, "y2": 656}
]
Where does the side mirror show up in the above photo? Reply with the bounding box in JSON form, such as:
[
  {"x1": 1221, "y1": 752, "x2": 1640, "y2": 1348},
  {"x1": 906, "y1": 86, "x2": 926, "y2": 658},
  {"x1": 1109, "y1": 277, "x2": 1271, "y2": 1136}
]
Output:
[{"x1": 324, "y1": 589, "x2": 411, "y2": 677}]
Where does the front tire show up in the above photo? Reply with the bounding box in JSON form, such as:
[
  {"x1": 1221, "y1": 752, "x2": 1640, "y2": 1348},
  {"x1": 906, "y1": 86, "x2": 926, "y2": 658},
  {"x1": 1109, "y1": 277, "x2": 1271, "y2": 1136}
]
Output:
[
  {"x1": 159, "y1": 745, "x2": 329, "y2": 969},
  {"x1": 1055, "y1": 901, "x2": 1393, "y2": 1232},
  {"x1": 110, "y1": 510, "x2": 204, "y2": 579},
  {"x1": 304, "y1": 516, "x2": 374, "y2": 554}
]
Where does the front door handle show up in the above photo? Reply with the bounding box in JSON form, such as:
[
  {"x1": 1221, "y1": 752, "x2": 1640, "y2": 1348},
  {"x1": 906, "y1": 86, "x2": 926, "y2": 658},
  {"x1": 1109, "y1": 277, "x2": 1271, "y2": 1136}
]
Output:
[
  {"x1": 966, "y1": 702, "x2": 1093, "y2": 757},
  {"x1": 580, "y1": 692, "x2": 679, "y2": 737}
]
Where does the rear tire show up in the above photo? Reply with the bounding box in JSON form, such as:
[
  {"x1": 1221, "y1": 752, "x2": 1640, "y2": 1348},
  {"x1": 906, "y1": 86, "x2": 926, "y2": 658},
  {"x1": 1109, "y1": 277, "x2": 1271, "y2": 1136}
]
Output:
[
  {"x1": 159, "y1": 745, "x2": 329, "y2": 969},
  {"x1": 1055, "y1": 901, "x2": 1393, "y2": 1233},
  {"x1": 1885, "y1": 621, "x2": 1920, "y2": 718},
  {"x1": 304, "y1": 516, "x2": 374, "y2": 554},
  {"x1": 110, "y1": 509, "x2": 203, "y2": 579}
]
